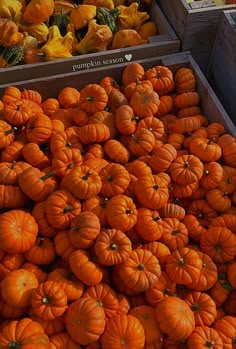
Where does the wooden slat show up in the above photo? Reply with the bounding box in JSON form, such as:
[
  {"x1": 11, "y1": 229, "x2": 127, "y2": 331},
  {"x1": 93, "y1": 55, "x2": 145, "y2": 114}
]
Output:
[
  {"x1": 208, "y1": 10, "x2": 236, "y2": 125},
  {"x1": 0, "y1": 52, "x2": 235, "y2": 136},
  {"x1": 0, "y1": 2, "x2": 180, "y2": 85}
]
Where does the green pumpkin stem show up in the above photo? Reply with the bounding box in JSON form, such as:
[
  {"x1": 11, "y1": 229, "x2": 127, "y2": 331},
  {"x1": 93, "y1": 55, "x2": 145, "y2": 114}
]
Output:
[
  {"x1": 171, "y1": 229, "x2": 181, "y2": 236},
  {"x1": 5, "y1": 126, "x2": 17, "y2": 135},
  {"x1": 63, "y1": 206, "x2": 72, "y2": 213},
  {"x1": 82, "y1": 171, "x2": 91, "y2": 180},
  {"x1": 10, "y1": 161, "x2": 17, "y2": 170},
  {"x1": 137, "y1": 263, "x2": 145, "y2": 271},
  {"x1": 8, "y1": 341, "x2": 21, "y2": 349},
  {"x1": 40, "y1": 170, "x2": 55, "y2": 181},
  {"x1": 42, "y1": 297, "x2": 50, "y2": 304},
  {"x1": 191, "y1": 303, "x2": 200, "y2": 311},
  {"x1": 110, "y1": 242, "x2": 117, "y2": 250},
  {"x1": 206, "y1": 340, "x2": 215, "y2": 348},
  {"x1": 38, "y1": 237, "x2": 44, "y2": 247}
]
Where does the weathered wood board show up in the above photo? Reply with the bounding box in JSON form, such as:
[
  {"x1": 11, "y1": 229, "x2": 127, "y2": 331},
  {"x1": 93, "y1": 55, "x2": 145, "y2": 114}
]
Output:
[{"x1": 208, "y1": 10, "x2": 236, "y2": 125}]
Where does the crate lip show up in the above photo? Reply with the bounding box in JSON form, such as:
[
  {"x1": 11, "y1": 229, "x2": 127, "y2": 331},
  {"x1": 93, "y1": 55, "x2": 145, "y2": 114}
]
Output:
[
  {"x1": 223, "y1": 9, "x2": 236, "y2": 27},
  {"x1": 181, "y1": 0, "x2": 236, "y2": 12}
]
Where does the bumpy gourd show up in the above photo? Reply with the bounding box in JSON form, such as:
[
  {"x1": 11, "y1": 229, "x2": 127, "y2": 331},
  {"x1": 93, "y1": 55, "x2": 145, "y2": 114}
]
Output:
[
  {"x1": 117, "y1": 3, "x2": 150, "y2": 31},
  {"x1": 52, "y1": 10, "x2": 70, "y2": 36},
  {"x1": 70, "y1": 4, "x2": 97, "y2": 30},
  {"x1": 0, "y1": 0, "x2": 22, "y2": 21},
  {"x1": 96, "y1": 7, "x2": 120, "y2": 34},
  {"x1": 0, "y1": 45, "x2": 24, "y2": 68},
  {"x1": 75, "y1": 19, "x2": 113, "y2": 55},
  {"x1": 111, "y1": 29, "x2": 147, "y2": 49},
  {"x1": 23, "y1": 0, "x2": 54, "y2": 24},
  {"x1": 40, "y1": 25, "x2": 73, "y2": 61},
  {"x1": 0, "y1": 19, "x2": 24, "y2": 47},
  {"x1": 18, "y1": 22, "x2": 49, "y2": 44}
]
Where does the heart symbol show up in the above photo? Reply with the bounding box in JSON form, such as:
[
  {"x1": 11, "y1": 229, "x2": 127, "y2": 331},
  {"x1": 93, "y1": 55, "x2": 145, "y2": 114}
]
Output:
[{"x1": 125, "y1": 54, "x2": 132, "y2": 61}]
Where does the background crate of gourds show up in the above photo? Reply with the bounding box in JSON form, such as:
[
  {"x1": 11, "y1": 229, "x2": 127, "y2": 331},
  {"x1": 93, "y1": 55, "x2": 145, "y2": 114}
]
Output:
[
  {"x1": 207, "y1": 9, "x2": 236, "y2": 126},
  {"x1": 0, "y1": 0, "x2": 180, "y2": 84},
  {"x1": 157, "y1": 0, "x2": 236, "y2": 72},
  {"x1": 0, "y1": 51, "x2": 236, "y2": 348}
]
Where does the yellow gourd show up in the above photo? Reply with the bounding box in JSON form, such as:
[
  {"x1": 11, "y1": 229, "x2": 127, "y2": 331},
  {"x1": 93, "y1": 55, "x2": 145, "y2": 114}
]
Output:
[
  {"x1": 138, "y1": 21, "x2": 158, "y2": 39},
  {"x1": 54, "y1": 0, "x2": 74, "y2": 14},
  {"x1": 18, "y1": 22, "x2": 49, "y2": 44},
  {"x1": 75, "y1": 19, "x2": 113, "y2": 54},
  {"x1": 40, "y1": 25, "x2": 73, "y2": 61},
  {"x1": 70, "y1": 5, "x2": 97, "y2": 30},
  {"x1": 0, "y1": 19, "x2": 24, "y2": 47},
  {"x1": 117, "y1": 3, "x2": 150, "y2": 31},
  {"x1": 111, "y1": 29, "x2": 147, "y2": 49},
  {"x1": 83, "y1": 0, "x2": 114, "y2": 10},
  {"x1": 0, "y1": 0, "x2": 22, "y2": 21},
  {"x1": 23, "y1": 0, "x2": 54, "y2": 24}
]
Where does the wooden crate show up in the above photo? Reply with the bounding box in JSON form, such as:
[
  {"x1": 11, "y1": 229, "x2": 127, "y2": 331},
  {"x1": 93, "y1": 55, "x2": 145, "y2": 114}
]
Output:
[
  {"x1": 0, "y1": 52, "x2": 235, "y2": 137},
  {"x1": 208, "y1": 10, "x2": 236, "y2": 125},
  {"x1": 0, "y1": 2, "x2": 180, "y2": 85},
  {"x1": 157, "y1": 0, "x2": 236, "y2": 72}
]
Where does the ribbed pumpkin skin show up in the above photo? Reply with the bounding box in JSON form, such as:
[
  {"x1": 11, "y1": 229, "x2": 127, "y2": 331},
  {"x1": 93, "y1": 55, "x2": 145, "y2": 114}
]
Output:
[
  {"x1": 65, "y1": 298, "x2": 106, "y2": 345},
  {"x1": 101, "y1": 314, "x2": 145, "y2": 349},
  {"x1": 0, "y1": 318, "x2": 49, "y2": 348},
  {"x1": 155, "y1": 297, "x2": 195, "y2": 340}
]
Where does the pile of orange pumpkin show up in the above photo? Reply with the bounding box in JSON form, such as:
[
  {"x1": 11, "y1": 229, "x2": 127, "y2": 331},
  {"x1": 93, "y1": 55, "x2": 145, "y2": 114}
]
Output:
[{"x1": 0, "y1": 62, "x2": 235, "y2": 348}]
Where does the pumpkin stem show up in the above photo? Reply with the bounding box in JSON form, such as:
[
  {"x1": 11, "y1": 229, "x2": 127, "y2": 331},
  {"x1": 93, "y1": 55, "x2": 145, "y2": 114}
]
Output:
[
  {"x1": 107, "y1": 175, "x2": 113, "y2": 182},
  {"x1": 100, "y1": 197, "x2": 109, "y2": 208},
  {"x1": 206, "y1": 340, "x2": 215, "y2": 348},
  {"x1": 126, "y1": 209, "x2": 133, "y2": 214},
  {"x1": 66, "y1": 142, "x2": 72, "y2": 148},
  {"x1": 38, "y1": 237, "x2": 44, "y2": 247},
  {"x1": 207, "y1": 138, "x2": 216, "y2": 145},
  {"x1": 10, "y1": 161, "x2": 17, "y2": 169},
  {"x1": 110, "y1": 242, "x2": 117, "y2": 250},
  {"x1": 72, "y1": 225, "x2": 80, "y2": 232},
  {"x1": 204, "y1": 170, "x2": 209, "y2": 175},
  {"x1": 137, "y1": 263, "x2": 145, "y2": 271},
  {"x1": 131, "y1": 116, "x2": 140, "y2": 122},
  {"x1": 197, "y1": 212, "x2": 204, "y2": 219},
  {"x1": 153, "y1": 184, "x2": 159, "y2": 190},
  {"x1": 64, "y1": 206, "x2": 72, "y2": 213},
  {"x1": 5, "y1": 126, "x2": 17, "y2": 135},
  {"x1": 131, "y1": 134, "x2": 139, "y2": 143},
  {"x1": 191, "y1": 303, "x2": 200, "y2": 311},
  {"x1": 40, "y1": 170, "x2": 55, "y2": 181},
  {"x1": 215, "y1": 243, "x2": 222, "y2": 252},
  {"x1": 82, "y1": 171, "x2": 91, "y2": 180},
  {"x1": 179, "y1": 257, "x2": 185, "y2": 266},
  {"x1": 86, "y1": 96, "x2": 94, "y2": 102},
  {"x1": 183, "y1": 161, "x2": 189, "y2": 168},
  {"x1": 42, "y1": 297, "x2": 50, "y2": 304},
  {"x1": 153, "y1": 216, "x2": 161, "y2": 222},
  {"x1": 171, "y1": 229, "x2": 181, "y2": 236},
  {"x1": 97, "y1": 300, "x2": 103, "y2": 307},
  {"x1": 67, "y1": 163, "x2": 74, "y2": 169},
  {"x1": 8, "y1": 341, "x2": 21, "y2": 349}
]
